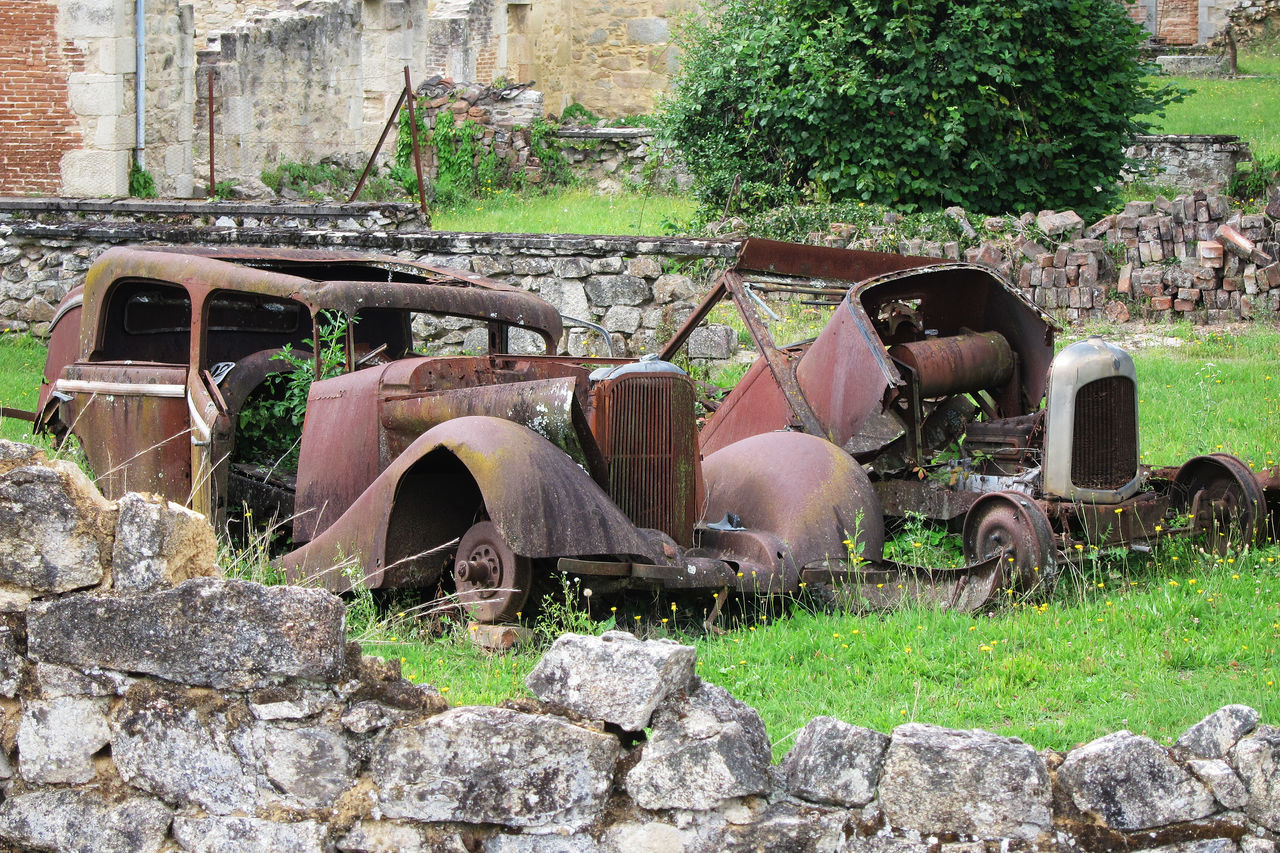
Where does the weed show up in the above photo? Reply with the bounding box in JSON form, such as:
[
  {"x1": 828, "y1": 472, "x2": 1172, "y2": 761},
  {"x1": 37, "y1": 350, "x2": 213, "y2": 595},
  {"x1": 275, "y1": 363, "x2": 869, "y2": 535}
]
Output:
[
  {"x1": 129, "y1": 161, "x2": 157, "y2": 199},
  {"x1": 236, "y1": 311, "x2": 348, "y2": 471},
  {"x1": 882, "y1": 511, "x2": 965, "y2": 568},
  {"x1": 532, "y1": 575, "x2": 617, "y2": 644}
]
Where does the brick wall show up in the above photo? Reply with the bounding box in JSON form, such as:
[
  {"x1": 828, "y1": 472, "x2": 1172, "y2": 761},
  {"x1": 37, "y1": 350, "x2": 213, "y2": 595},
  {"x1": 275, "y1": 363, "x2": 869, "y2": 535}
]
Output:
[
  {"x1": 1159, "y1": 0, "x2": 1200, "y2": 43},
  {"x1": 0, "y1": 1, "x2": 85, "y2": 194}
]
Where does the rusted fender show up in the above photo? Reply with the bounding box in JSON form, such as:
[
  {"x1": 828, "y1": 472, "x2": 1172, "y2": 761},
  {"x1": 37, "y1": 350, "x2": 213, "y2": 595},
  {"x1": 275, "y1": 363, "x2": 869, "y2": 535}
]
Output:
[
  {"x1": 280, "y1": 415, "x2": 659, "y2": 592},
  {"x1": 701, "y1": 431, "x2": 885, "y2": 594}
]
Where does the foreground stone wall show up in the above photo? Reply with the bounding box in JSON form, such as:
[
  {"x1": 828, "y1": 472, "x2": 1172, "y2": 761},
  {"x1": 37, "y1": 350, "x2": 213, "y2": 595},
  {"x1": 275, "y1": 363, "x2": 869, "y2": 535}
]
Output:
[{"x1": 0, "y1": 439, "x2": 1277, "y2": 853}]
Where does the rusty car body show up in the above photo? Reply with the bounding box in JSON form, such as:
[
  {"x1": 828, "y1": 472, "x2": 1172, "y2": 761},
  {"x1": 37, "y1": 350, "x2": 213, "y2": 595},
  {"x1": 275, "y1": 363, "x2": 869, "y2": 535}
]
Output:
[
  {"x1": 35, "y1": 246, "x2": 915, "y2": 622},
  {"x1": 662, "y1": 238, "x2": 1279, "y2": 588}
]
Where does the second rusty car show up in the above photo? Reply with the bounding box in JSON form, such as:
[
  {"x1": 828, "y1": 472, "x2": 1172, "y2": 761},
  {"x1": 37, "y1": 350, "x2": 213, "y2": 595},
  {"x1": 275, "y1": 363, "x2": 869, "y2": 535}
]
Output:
[{"x1": 660, "y1": 238, "x2": 1278, "y2": 593}]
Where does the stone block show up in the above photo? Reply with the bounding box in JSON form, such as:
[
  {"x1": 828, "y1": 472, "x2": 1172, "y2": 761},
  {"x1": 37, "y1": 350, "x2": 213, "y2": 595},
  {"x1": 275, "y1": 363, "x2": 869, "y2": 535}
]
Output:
[
  {"x1": 372, "y1": 706, "x2": 619, "y2": 828},
  {"x1": 17, "y1": 696, "x2": 110, "y2": 784},
  {"x1": 0, "y1": 462, "x2": 112, "y2": 597},
  {"x1": 781, "y1": 715, "x2": 889, "y2": 807},
  {"x1": 525, "y1": 631, "x2": 697, "y2": 731},
  {"x1": 172, "y1": 816, "x2": 329, "y2": 853},
  {"x1": 1177, "y1": 701, "x2": 1259, "y2": 753},
  {"x1": 585, "y1": 274, "x2": 649, "y2": 306},
  {"x1": 879, "y1": 723, "x2": 1051, "y2": 841},
  {"x1": 551, "y1": 257, "x2": 590, "y2": 278},
  {"x1": 1038, "y1": 210, "x2": 1084, "y2": 238},
  {"x1": 112, "y1": 492, "x2": 217, "y2": 594},
  {"x1": 60, "y1": 149, "x2": 130, "y2": 197},
  {"x1": 28, "y1": 578, "x2": 347, "y2": 690},
  {"x1": 626, "y1": 256, "x2": 663, "y2": 278},
  {"x1": 67, "y1": 73, "x2": 125, "y2": 116},
  {"x1": 1188, "y1": 758, "x2": 1249, "y2": 810},
  {"x1": 687, "y1": 324, "x2": 737, "y2": 360},
  {"x1": 0, "y1": 790, "x2": 171, "y2": 853},
  {"x1": 603, "y1": 305, "x2": 642, "y2": 334},
  {"x1": 1231, "y1": 726, "x2": 1280, "y2": 831},
  {"x1": 626, "y1": 679, "x2": 772, "y2": 811},
  {"x1": 1060, "y1": 731, "x2": 1216, "y2": 831}
]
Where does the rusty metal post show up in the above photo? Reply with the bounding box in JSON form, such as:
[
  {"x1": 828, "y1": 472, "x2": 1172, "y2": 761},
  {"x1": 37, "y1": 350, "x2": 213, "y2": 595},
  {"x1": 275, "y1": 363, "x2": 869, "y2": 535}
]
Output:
[
  {"x1": 207, "y1": 71, "x2": 216, "y2": 199},
  {"x1": 403, "y1": 66, "x2": 428, "y2": 215},
  {"x1": 348, "y1": 86, "x2": 409, "y2": 203}
]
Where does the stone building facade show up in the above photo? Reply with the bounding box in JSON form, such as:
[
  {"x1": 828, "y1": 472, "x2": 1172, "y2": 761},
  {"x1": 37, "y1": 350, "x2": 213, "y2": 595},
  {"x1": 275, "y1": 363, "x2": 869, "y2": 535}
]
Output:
[{"x1": 0, "y1": 0, "x2": 683, "y2": 198}]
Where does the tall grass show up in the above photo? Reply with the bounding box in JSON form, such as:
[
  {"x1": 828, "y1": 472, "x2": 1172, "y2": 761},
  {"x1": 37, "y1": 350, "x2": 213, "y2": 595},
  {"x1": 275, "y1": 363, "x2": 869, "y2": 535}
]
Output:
[{"x1": 0, "y1": 333, "x2": 49, "y2": 447}]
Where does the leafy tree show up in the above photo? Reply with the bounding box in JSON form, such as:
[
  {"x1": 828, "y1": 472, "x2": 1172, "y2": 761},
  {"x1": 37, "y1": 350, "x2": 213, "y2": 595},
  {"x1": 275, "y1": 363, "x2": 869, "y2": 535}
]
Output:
[{"x1": 661, "y1": 0, "x2": 1180, "y2": 218}]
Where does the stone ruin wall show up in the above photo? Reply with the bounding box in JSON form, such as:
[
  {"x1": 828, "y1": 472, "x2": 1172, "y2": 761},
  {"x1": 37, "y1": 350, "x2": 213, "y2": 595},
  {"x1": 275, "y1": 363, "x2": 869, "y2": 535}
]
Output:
[
  {"x1": 0, "y1": 438, "x2": 1277, "y2": 852},
  {"x1": 194, "y1": 0, "x2": 430, "y2": 198},
  {"x1": 0, "y1": 0, "x2": 195, "y2": 199},
  {"x1": 528, "y1": 0, "x2": 688, "y2": 117},
  {"x1": 2, "y1": 193, "x2": 1280, "y2": 364}
]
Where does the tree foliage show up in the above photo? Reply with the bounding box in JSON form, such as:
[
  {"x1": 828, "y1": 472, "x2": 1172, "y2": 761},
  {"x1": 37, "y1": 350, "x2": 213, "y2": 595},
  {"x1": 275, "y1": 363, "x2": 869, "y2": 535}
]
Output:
[{"x1": 660, "y1": 0, "x2": 1180, "y2": 217}]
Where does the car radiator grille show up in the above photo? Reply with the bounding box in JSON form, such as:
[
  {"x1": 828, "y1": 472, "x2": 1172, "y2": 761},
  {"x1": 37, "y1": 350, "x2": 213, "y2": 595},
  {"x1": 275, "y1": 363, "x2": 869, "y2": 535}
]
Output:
[
  {"x1": 1070, "y1": 375, "x2": 1138, "y2": 490},
  {"x1": 594, "y1": 374, "x2": 698, "y2": 544}
]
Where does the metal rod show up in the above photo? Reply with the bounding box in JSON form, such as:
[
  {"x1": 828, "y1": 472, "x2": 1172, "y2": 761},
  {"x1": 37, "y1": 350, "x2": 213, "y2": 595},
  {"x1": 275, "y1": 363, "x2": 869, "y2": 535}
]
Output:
[
  {"x1": 403, "y1": 66, "x2": 428, "y2": 215},
  {"x1": 207, "y1": 71, "x2": 215, "y2": 198},
  {"x1": 134, "y1": 0, "x2": 146, "y2": 170},
  {"x1": 349, "y1": 86, "x2": 408, "y2": 203}
]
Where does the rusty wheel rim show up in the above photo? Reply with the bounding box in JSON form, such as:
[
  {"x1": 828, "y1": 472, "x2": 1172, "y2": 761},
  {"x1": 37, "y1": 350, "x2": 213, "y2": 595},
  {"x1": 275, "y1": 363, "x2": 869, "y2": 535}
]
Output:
[
  {"x1": 962, "y1": 492, "x2": 1055, "y2": 592},
  {"x1": 1174, "y1": 454, "x2": 1266, "y2": 556},
  {"x1": 454, "y1": 520, "x2": 532, "y2": 624}
]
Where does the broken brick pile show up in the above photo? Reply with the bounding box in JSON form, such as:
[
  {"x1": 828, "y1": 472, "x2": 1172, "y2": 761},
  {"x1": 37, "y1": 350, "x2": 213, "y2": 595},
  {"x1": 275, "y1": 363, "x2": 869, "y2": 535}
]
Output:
[{"x1": 953, "y1": 192, "x2": 1280, "y2": 323}]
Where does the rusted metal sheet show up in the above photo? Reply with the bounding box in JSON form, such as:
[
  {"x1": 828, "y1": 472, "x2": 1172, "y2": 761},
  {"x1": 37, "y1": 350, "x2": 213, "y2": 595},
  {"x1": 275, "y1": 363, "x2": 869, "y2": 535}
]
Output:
[
  {"x1": 886, "y1": 332, "x2": 1014, "y2": 399},
  {"x1": 699, "y1": 357, "x2": 796, "y2": 457},
  {"x1": 721, "y1": 271, "x2": 825, "y2": 437},
  {"x1": 795, "y1": 297, "x2": 897, "y2": 448},
  {"x1": 280, "y1": 416, "x2": 662, "y2": 592},
  {"x1": 873, "y1": 478, "x2": 980, "y2": 521},
  {"x1": 55, "y1": 362, "x2": 192, "y2": 504},
  {"x1": 735, "y1": 237, "x2": 939, "y2": 284},
  {"x1": 700, "y1": 431, "x2": 886, "y2": 593}
]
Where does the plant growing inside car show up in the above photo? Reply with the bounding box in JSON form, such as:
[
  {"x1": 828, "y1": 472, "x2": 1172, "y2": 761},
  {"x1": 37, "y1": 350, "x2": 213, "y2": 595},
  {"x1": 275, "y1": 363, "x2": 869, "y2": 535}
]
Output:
[{"x1": 236, "y1": 311, "x2": 349, "y2": 470}]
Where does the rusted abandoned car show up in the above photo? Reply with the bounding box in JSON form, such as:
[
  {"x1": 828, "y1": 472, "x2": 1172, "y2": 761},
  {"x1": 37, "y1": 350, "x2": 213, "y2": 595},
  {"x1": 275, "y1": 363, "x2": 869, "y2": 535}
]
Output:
[
  {"x1": 34, "y1": 246, "x2": 912, "y2": 622},
  {"x1": 661, "y1": 238, "x2": 1279, "y2": 589}
]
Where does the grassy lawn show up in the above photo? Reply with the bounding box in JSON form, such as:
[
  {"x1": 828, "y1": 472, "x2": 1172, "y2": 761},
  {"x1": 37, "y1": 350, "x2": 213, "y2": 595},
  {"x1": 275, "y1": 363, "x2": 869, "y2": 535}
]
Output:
[
  {"x1": 4, "y1": 322, "x2": 1277, "y2": 756},
  {"x1": 1148, "y1": 51, "x2": 1280, "y2": 158},
  {"x1": 431, "y1": 188, "x2": 697, "y2": 235},
  {"x1": 0, "y1": 333, "x2": 48, "y2": 447}
]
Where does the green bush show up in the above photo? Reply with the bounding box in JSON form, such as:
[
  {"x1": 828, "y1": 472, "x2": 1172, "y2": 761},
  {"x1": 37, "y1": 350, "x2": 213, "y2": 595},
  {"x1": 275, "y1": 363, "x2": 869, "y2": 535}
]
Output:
[{"x1": 661, "y1": 0, "x2": 1181, "y2": 219}]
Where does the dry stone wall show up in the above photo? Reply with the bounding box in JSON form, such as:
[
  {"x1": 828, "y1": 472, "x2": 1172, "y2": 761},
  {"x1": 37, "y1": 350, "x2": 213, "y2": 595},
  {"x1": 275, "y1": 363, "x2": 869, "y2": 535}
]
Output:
[
  {"x1": 0, "y1": 439, "x2": 1278, "y2": 853},
  {"x1": 2, "y1": 194, "x2": 1278, "y2": 360}
]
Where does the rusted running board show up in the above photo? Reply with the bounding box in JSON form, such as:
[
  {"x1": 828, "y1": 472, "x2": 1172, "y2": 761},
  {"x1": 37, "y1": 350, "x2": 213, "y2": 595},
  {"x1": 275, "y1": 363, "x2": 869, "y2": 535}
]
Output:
[
  {"x1": 801, "y1": 556, "x2": 1006, "y2": 612},
  {"x1": 556, "y1": 556, "x2": 740, "y2": 589}
]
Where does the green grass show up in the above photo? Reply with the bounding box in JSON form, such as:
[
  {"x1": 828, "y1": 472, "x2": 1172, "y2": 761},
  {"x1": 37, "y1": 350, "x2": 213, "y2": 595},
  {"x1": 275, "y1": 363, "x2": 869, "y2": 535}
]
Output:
[
  {"x1": 1129, "y1": 325, "x2": 1280, "y2": 470},
  {"x1": 1146, "y1": 51, "x2": 1280, "y2": 158},
  {"x1": 431, "y1": 188, "x2": 697, "y2": 235},
  {"x1": 0, "y1": 332, "x2": 48, "y2": 446},
  {"x1": 367, "y1": 541, "x2": 1279, "y2": 757}
]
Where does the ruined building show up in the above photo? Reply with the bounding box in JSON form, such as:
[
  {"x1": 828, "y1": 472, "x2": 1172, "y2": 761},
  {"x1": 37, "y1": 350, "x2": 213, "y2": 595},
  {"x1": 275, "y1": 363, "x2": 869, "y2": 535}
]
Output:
[{"x1": 0, "y1": 0, "x2": 684, "y2": 198}]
